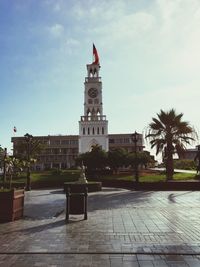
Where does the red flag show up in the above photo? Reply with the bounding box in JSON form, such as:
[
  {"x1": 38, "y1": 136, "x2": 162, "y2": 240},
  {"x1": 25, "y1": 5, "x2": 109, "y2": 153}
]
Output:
[
  {"x1": 92, "y1": 44, "x2": 99, "y2": 65},
  {"x1": 13, "y1": 126, "x2": 17, "y2": 133}
]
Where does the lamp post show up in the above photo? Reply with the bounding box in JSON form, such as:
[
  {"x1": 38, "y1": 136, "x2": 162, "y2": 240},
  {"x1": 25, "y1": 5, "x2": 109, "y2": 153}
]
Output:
[
  {"x1": 195, "y1": 145, "x2": 200, "y2": 176},
  {"x1": 24, "y1": 133, "x2": 33, "y2": 191},
  {"x1": 132, "y1": 131, "x2": 139, "y2": 183},
  {"x1": 3, "y1": 148, "x2": 7, "y2": 186}
]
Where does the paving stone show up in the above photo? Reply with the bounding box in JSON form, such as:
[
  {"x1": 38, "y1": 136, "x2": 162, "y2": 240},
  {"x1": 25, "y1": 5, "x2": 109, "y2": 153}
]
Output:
[
  {"x1": 137, "y1": 260, "x2": 154, "y2": 267},
  {"x1": 153, "y1": 259, "x2": 168, "y2": 267},
  {"x1": 1, "y1": 189, "x2": 200, "y2": 266},
  {"x1": 122, "y1": 261, "x2": 139, "y2": 267}
]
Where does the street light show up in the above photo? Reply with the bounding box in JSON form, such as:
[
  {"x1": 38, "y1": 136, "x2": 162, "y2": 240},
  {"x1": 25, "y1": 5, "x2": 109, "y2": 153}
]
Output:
[
  {"x1": 194, "y1": 145, "x2": 200, "y2": 176},
  {"x1": 132, "y1": 131, "x2": 139, "y2": 183},
  {"x1": 3, "y1": 148, "x2": 7, "y2": 186},
  {"x1": 24, "y1": 133, "x2": 33, "y2": 191}
]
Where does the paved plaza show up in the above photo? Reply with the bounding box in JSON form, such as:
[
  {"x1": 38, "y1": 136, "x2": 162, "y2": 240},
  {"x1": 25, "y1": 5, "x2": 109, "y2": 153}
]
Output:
[{"x1": 1, "y1": 188, "x2": 200, "y2": 266}]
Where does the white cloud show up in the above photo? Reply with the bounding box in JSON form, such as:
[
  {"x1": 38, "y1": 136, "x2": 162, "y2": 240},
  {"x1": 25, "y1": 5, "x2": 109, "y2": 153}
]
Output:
[
  {"x1": 102, "y1": 11, "x2": 156, "y2": 42},
  {"x1": 63, "y1": 38, "x2": 80, "y2": 54},
  {"x1": 53, "y1": 3, "x2": 61, "y2": 12},
  {"x1": 48, "y1": 23, "x2": 64, "y2": 38},
  {"x1": 71, "y1": 0, "x2": 125, "y2": 21},
  {"x1": 43, "y1": 0, "x2": 62, "y2": 12},
  {"x1": 66, "y1": 38, "x2": 80, "y2": 47}
]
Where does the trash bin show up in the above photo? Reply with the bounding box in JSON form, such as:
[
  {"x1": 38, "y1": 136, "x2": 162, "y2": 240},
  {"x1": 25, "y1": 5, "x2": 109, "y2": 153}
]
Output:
[{"x1": 65, "y1": 185, "x2": 88, "y2": 222}]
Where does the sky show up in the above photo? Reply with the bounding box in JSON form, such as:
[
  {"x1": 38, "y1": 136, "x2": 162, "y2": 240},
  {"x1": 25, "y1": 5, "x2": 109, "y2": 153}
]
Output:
[{"x1": 0, "y1": 0, "x2": 200, "y2": 159}]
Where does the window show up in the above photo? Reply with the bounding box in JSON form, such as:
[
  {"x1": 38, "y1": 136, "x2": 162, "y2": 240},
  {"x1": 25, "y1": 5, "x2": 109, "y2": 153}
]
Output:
[
  {"x1": 69, "y1": 140, "x2": 78, "y2": 145},
  {"x1": 115, "y1": 138, "x2": 123, "y2": 144},
  {"x1": 94, "y1": 99, "x2": 99, "y2": 104},
  {"x1": 45, "y1": 148, "x2": 51, "y2": 154},
  {"x1": 88, "y1": 128, "x2": 90, "y2": 135},
  {"x1": 63, "y1": 149, "x2": 67, "y2": 154},
  {"x1": 53, "y1": 148, "x2": 59, "y2": 154},
  {"x1": 97, "y1": 127, "x2": 100, "y2": 134},
  {"x1": 88, "y1": 99, "x2": 92, "y2": 104},
  {"x1": 83, "y1": 128, "x2": 85, "y2": 135},
  {"x1": 49, "y1": 140, "x2": 61, "y2": 145},
  {"x1": 102, "y1": 127, "x2": 104, "y2": 134},
  {"x1": 93, "y1": 127, "x2": 95, "y2": 135},
  {"x1": 61, "y1": 140, "x2": 70, "y2": 145}
]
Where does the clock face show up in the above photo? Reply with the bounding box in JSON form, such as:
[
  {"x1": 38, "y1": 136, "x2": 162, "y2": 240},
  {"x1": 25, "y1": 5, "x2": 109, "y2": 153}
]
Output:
[{"x1": 88, "y1": 88, "x2": 98, "y2": 98}]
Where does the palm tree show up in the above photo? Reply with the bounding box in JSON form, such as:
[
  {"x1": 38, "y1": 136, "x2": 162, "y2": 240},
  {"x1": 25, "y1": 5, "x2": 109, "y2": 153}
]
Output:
[{"x1": 146, "y1": 109, "x2": 196, "y2": 180}]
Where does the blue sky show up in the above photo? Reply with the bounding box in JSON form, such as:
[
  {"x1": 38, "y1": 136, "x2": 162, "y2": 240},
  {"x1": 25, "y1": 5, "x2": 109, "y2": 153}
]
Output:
[{"x1": 0, "y1": 0, "x2": 200, "y2": 158}]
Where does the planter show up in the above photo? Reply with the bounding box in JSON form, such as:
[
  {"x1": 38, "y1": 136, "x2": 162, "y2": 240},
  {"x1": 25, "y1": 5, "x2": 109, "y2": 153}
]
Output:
[{"x1": 0, "y1": 189, "x2": 25, "y2": 223}]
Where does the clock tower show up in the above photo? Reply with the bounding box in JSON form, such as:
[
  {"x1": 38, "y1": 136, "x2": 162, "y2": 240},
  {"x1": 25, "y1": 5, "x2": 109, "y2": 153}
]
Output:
[{"x1": 79, "y1": 46, "x2": 108, "y2": 153}]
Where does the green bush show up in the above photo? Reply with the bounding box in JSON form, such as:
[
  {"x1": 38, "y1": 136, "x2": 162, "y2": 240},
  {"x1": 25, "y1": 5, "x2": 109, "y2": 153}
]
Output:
[
  {"x1": 51, "y1": 168, "x2": 63, "y2": 175},
  {"x1": 174, "y1": 159, "x2": 196, "y2": 170}
]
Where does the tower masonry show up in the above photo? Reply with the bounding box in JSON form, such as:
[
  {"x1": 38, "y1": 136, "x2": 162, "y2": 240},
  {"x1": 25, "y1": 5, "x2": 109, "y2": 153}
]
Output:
[{"x1": 79, "y1": 49, "x2": 108, "y2": 153}]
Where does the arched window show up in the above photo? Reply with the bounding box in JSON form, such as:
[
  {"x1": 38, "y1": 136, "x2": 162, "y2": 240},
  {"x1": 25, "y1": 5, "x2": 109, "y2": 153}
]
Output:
[
  {"x1": 97, "y1": 127, "x2": 100, "y2": 134},
  {"x1": 88, "y1": 128, "x2": 90, "y2": 135},
  {"x1": 83, "y1": 128, "x2": 85, "y2": 135},
  {"x1": 93, "y1": 127, "x2": 95, "y2": 135},
  {"x1": 102, "y1": 127, "x2": 104, "y2": 134}
]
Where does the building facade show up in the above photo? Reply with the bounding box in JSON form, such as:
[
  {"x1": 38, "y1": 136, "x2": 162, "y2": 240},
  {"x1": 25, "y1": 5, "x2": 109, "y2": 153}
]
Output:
[
  {"x1": 12, "y1": 133, "x2": 144, "y2": 170},
  {"x1": 12, "y1": 135, "x2": 79, "y2": 170},
  {"x1": 179, "y1": 146, "x2": 199, "y2": 160},
  {"x1": 12, "y1": 48, "x2": 144, "y2": 170}
]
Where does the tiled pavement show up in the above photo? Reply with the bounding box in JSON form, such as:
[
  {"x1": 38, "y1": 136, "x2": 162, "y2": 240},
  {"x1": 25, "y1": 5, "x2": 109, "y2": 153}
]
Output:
[{"x1": 1, "y1": 188, "x2": 200, "y2": 266}]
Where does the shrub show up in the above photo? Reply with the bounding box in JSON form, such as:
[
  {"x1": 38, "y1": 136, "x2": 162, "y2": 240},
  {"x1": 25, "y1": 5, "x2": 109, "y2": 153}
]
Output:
[
  {"x1": 51, "y1": 168, "x2": 63, "y2": 175},
  {"x1": 174, "y1": 159, "x2": 196, "y2": 170}
]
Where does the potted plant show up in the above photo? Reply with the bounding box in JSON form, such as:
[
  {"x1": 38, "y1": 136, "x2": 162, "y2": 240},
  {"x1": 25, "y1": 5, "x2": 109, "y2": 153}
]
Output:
[{"x1": 0, "y1": 148, "x2": 25, "y2": 223}]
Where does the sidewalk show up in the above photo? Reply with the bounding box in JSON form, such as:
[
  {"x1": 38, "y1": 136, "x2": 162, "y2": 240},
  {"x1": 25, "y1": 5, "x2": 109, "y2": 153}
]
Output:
[{"x1": 0, "y1": 188, "x2": 200, "y2": 266}]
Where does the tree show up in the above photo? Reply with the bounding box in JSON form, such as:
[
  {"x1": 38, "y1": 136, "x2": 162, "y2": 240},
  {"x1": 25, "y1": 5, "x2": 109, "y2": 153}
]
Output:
[
  {"x1": 76, "y1": 145, "x2": 108, "y2": 176},
  {"x1": 107, "y1": 148, "x2": 128, "y2": 173},
  {"x1": 146, "y1": 109, "x2": 196, "y2": 180},
  {"x1": 0, "y1": 146, "x2": 4, "y2": 169},
  {"x1": 14, "y1": 134, "x2": 44, "y2": 190},
  {"x1": 138, "y1": 151, "x2": 153, "y2": 168},
  {"x1": 14, "y1": 136, "x2": 44, "y2": 161},
  {"x1": 4, "y1": 156, "x2": 25, "y2": 189},
  {"x1": 127, "y1": 151, "x2": 152, "y2": 182}
]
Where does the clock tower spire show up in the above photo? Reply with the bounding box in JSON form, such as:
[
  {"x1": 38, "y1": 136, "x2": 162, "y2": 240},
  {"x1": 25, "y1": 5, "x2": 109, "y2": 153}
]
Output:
[{"x1": 79, "y1": 45, "x2": 108, "y2": 153}]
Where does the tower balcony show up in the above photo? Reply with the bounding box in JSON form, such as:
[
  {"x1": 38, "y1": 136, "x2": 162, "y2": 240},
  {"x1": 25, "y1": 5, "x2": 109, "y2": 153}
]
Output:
[
  {"x1": 80, "y1": 115, "x2": 107, "y2": 121},
  {"x1": 85, "y1": 77, "x2": 101, "y2": 83}
]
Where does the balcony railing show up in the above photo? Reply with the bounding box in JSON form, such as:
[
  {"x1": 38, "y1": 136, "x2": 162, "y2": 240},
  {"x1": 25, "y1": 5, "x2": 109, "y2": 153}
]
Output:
[
  {"x1": 80, "y1": 115, "x2": 107, "y2": 121},
  {"x1": 85, "y1": 77, "x2": 101, "y2": 83}
]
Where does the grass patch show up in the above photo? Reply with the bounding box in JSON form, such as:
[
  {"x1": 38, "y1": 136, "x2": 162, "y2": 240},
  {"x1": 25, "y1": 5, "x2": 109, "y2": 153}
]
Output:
[
  {"x1": 12, "y1": 170, "x2": 196, "y2": 187},
  {"x1": 101, "y1": 172, "x2": 196, "y2": 182},
  {"x1": 13, "y1": 170, "x2": 80, "y2": 184},
  {"x1": 0, "y1": 188, "x2": 12, "y2": 192}
]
